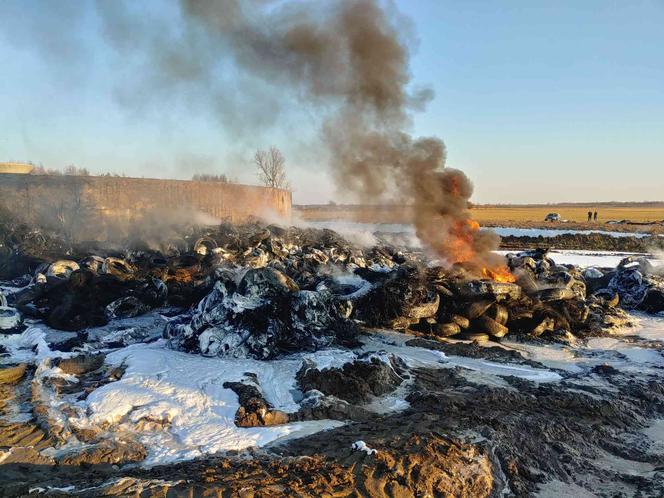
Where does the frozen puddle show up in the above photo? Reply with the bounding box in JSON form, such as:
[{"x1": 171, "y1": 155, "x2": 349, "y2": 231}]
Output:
[
  {"x1": 360, "y1": 330, "x2": 562, "y2": 383},
  {"x1": 306, "y1": 221, "x2": 654, "y2": 239},
  {"x1": 503, "y1": 314, "x2": 664, "y2": 375}
]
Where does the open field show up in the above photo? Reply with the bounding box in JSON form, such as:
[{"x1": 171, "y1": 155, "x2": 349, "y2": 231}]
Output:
[
  {"x1": 295, "y1": 202, "x2": 664, "y2": 234},
  {"x1": 472, "y1": 204, "x2": 664, "y2": 224}
]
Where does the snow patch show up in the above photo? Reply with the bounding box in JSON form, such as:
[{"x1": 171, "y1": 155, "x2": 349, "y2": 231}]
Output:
[
  {"x1": 352, "y1": 440, "x2": 377, "y2": 455},
  {"x1": 360, "y1": 330, "x2": 561, "y2": 383},
  {"x1": 82, "y1": 341, "x2": 344, "y2": 465},
  {"x1": 0, "y1": 326, "x2": 69, "y2": 364},
  {"x1": 497, "y1": 249, "x2": 662, "y2": 269}
]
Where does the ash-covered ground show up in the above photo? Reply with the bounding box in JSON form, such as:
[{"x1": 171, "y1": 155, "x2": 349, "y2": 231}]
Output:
[{"x1": 1, "y1": 221, "x2": 663, "y2": 497}]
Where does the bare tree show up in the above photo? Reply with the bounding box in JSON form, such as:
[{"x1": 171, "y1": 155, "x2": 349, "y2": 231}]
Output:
[
  {"x1": 31, "y1": 164, "x2": 90, "y2": 176},
  {"x1": 254, "y1": 146, "x2": 289, "y2": 189},
  {"x1": 64, "y1": 165, "x2": 90, "y2": 176},
  {"x1": 33, "y1": 178, "x2": 94, "y2": 243}
]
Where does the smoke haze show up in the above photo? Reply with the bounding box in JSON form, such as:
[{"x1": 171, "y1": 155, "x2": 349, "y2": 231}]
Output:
[
  {"x1": 3, "y1": 0, "x2": 502, "y2": 266},
  {"x1": 172, "y1": 0, "x2": 499, "y2": 266}
]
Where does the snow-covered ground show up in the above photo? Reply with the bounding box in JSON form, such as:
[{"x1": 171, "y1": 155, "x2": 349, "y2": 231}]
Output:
[
  {"x1": 359, "y1": 330, "x2": 561, "y2": 383},
  {"x1": 2, "y1": 250, "x2": 663, "y2": 467},
  {"x1": 81, "y1": 342, "x2": 348, "y2": 465},
  {"x1": 5, "y1": 311, "x2": 662, "y2": 466},
  {"x1": 0, "y1": 322, "x2": 561, "y2": 466},
  {"x1": 501, "y1": 314, "x2": 664, "y2": 375},
  {"x1": 85, "y1": 329, "x2": 562, "y2": 465},
  {"x1": 498, "y1": 249, "x2": 663, "y2": 268},
  {"x1": 490, "y1": 226, "x2": 652, "y2": 238},
  {"x1": 306, "y1": 221, "x2": 654, "y2": 239}
]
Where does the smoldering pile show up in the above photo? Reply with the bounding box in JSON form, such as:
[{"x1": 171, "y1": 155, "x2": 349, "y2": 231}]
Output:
[
  {"x1": 352, "y1": 250, "x2": 663, "y2": 344},
  {"x1": 2, "y1": 222, "x2": 664, "y2": 357}
]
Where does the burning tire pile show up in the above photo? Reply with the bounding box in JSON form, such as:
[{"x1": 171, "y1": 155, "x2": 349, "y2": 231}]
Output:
[
  {"x1": 1, "y1": 221, "x2": 664, "y2": 497},
  {"x1": 2, "y1": 222, "x2": 662, "y2": 347}
]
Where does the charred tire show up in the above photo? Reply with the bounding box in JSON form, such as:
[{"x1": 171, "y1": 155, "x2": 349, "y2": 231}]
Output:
[
  {"x1": 46, "y1": 260, "x2": 80, "y2": 279},
  {"x1": 105, "y1": 296, "x2": 150, "y2": 320},
  {"x1": 150, "y1": 257, "x2": 169, "y2": 268},
  {"x1": 486, "y1": 304, "x2": 509, "y2": 325},
  {"x1": 538, "y1": 288, "x2": 575, "y2": 302},
  {"x1": 0, "y1": 306, "x2": 23, "y2": 333},
  {"x1": 433, "y1": 322, "x2": 461, "y2": 337},
  {"x1": 474, "y1": 315, "x2": 509, "y2": 338},
  {"x1": 102, "y1": 258, "x2": 136, "y2": 281},
  {"x1": 458, "y1": 332, "x2": 490, "y2": 343},
  {"x1": 194, "y1": 237, "x2": 218, "y2": 256},
  {"x1": 80, "y1": 256, "x2": 105, "y2": 273},
  {"x1": 464, "y1": 300, "x2": 493, "y2": 320},
  {"x1": 532, "y1": 317, "x2": 556, "y2": 336},
  {"x1": 169, "y1": 255, "x2": 201, "y2": 272},
  {"x1": 406, "y1": 293, "x2": 440, "y2": 320},
  {"x1": 451, "y1": 314, "x2": 470, "y2": 329}
]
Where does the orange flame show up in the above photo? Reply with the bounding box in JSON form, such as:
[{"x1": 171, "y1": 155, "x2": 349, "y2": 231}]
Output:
[
  {"x1": 445, "y1": 219, "x2": 515, "y2": 283},
  {"x1": 467, "y1": 219, "x2": 480, "y2": 231},
  {"x1": 447, "y1": 219, "x2": 480, "y2": 263},
  {"x1": 482, "y1": 266, "x2": 516, "y2": 283}
]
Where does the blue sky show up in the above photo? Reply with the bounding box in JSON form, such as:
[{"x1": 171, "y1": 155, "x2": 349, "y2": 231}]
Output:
[{"x1": 1, "y1": 1, "x2": 662, "y2": 204}]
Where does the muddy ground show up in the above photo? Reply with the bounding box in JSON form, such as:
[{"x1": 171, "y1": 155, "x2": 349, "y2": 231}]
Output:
[
  {"x1": 498, "y1": 232, "x2": 664, "y2": 253},
  {"x1": 2, "y1": 331, "x2": 663, "y2": 498}
]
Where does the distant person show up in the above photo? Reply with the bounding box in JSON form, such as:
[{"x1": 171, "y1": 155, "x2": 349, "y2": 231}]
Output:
[
  {"x1": 594, "y1": 211, "x2": 598, "y2": 221},
  {"x1": 587, "y1": 211, "x2": 592, "y2": 222}
]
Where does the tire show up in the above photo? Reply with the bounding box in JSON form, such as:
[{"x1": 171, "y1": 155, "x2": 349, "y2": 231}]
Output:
[
  {"x1": 194, "y1": 237, "x2": 218, "y2": 256},
  {"x1": 102, "y1": 258, "x2": 136, "y2": 280},
  {"x1": 486, "y1": 304, "x2": 509, "y2": 325},
  {"x1": 451, "y1": 314, "x2": 470, "y2": 329},
  {"x1": 538, "y1": 288, "x2": 575, "y2": 302},
  {"x1": 532, "y1": 317, "x2": 555, "y2": 336},
  {"x1": 0, "y1": 306, "x2": 23, "y2": 333},
  {"x1": 474, "y1": 316, "x2": 509, "y2": 338},
  {"x1": 46, "y1": 260, "x2": 80, "y2": 279},
  {"x1": 458, "y1": 332, "x2": 490, "y2": 343},
  {"x1": 56, "y1": 355, "x2": 105, "y2": 376},
  {"x1": 434, "y1": 322, "x2": 461, "y2": 337},
  {"x1": 464, "y1": 300, "x2": 494, "y2": 320}
]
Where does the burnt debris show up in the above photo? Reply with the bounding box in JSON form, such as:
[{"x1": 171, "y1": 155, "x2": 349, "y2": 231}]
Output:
[{"x1": 1, "y1": 222, "x2": 664, "y2": 358}]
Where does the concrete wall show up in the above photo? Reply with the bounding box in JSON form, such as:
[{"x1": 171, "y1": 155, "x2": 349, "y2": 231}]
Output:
[{"x1": 0, "y1": 174, "x2": 291, "y2": 224}]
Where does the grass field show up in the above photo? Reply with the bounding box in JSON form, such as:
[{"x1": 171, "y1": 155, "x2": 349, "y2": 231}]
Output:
[
  {"x1": 471, "y1": 205, "x2": 664, "y2": 224},
  {"x1": 295, "y1": 203, "x2": 664, "y2": 234}
]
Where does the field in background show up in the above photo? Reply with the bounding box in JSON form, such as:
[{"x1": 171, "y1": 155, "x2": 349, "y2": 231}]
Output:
[
  {"x1": 295, "y1": 202, "x2": 664, "y2": 234},
  {"x1": 472, "y1": 204, "x2": 664, "y2": 224}
]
